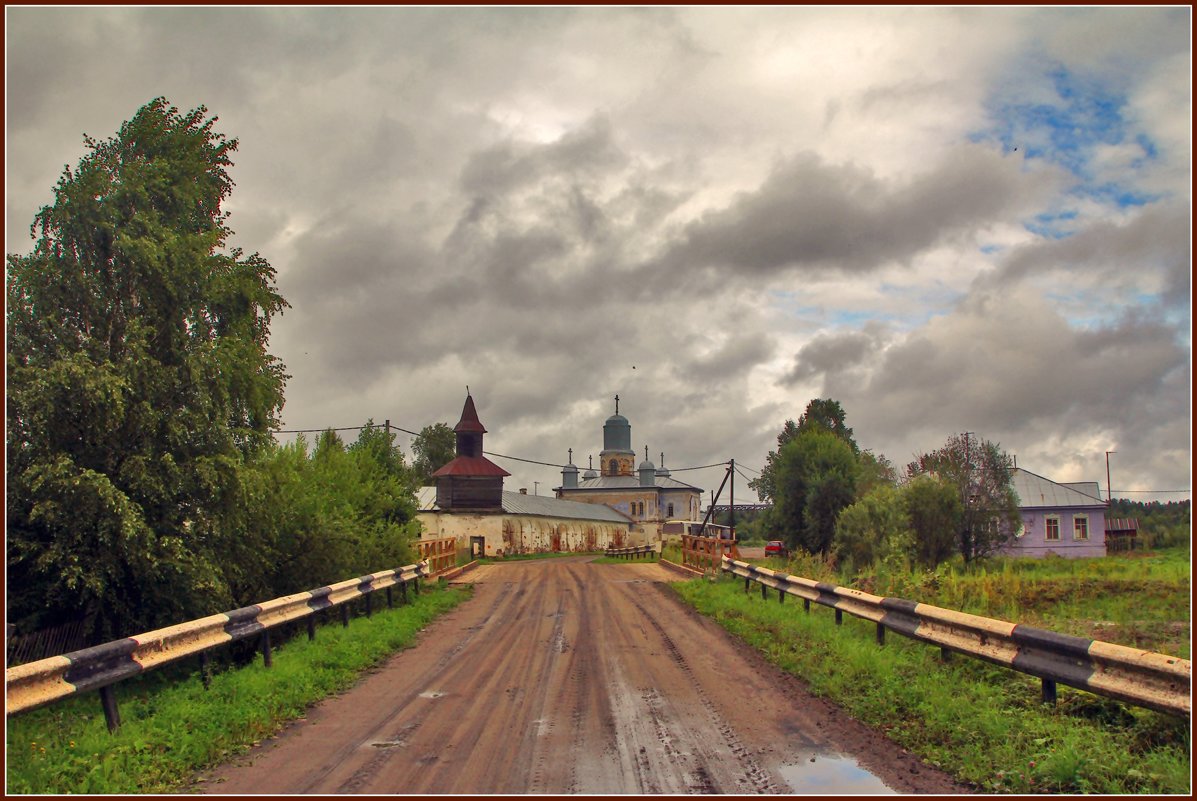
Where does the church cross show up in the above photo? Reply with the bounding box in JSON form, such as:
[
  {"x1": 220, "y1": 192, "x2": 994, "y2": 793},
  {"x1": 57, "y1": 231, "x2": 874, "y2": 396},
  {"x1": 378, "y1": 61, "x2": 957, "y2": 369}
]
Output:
[
  {"x1": 614, "y1": 394, "x2": 620, "y2": 414},
  {"x1": 568, "y1": 448, "x2": 573, "y2": 464}
]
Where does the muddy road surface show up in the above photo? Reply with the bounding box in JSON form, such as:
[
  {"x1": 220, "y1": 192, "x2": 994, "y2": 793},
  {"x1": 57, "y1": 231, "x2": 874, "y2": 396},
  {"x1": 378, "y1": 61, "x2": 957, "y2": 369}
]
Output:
[{"x1": 198, "y1": 556, "x2": 966, "y2": 794}]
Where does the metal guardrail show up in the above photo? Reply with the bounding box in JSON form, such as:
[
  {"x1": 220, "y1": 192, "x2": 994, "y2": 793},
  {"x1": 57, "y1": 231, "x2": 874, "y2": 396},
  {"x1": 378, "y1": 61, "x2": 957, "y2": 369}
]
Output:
[
  {"x1": 604, "y1": 545, "x2": 657, "y2": 560},
  {"x1": 6, "y1": 561, "x2": 431, "y2": 731},
  {"x1": 722, "y1": 557, "x2": 1191, "y2": 718}
]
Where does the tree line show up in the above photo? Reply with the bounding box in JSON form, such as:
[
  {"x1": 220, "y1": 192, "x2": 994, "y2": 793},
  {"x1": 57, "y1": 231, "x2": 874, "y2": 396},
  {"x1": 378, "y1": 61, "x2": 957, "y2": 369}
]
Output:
[
  {"x1": 745, "y1": 399, "x2": 1023, "y2": 573},
  {"x1": 5, "y1": 99, "x2": 459, "y2": 646}
]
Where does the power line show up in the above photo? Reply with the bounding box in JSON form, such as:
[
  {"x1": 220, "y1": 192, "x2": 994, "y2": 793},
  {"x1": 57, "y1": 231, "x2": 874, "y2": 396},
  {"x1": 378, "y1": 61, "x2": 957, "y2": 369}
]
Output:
[
  {"x1": 272, "y1": 421, "x2": 742, "y2": 474},
  {"x1": 1111, "y1": 489, "x2": 1190, "y2": 494}
]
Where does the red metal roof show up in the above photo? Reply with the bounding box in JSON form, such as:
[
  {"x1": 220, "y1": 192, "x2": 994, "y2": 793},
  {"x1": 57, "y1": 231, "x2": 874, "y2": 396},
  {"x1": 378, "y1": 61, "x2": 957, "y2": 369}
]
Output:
[
  {"x1": 431, "y1": 455, "x2": 510, "y2": 478},
  {"x1": 454, "y1": 394, "x2": 487, "y2": 434}
]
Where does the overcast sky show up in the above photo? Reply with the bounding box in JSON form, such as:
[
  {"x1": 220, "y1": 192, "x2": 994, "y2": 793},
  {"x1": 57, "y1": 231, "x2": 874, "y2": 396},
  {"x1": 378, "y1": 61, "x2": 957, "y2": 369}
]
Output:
[{"x1": 6, "y1": 6, "x2": 1191, "y2": 504}]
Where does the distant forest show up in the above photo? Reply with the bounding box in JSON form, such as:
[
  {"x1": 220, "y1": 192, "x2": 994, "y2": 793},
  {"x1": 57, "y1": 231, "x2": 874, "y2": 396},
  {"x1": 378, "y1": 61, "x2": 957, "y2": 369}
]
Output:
[{"x1": 1106, "y1": 498, "x2": 1191, "y2": 546}]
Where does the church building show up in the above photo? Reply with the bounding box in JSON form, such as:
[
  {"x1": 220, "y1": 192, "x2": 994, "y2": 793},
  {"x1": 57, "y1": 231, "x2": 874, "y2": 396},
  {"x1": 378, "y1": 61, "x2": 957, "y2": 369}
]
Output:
[
  {"x1": 418, "y1": 393, "x2": 641, "y2": 557},
  {"x1": 555, "y1": 397, "x2": 703, "y2": 533}
]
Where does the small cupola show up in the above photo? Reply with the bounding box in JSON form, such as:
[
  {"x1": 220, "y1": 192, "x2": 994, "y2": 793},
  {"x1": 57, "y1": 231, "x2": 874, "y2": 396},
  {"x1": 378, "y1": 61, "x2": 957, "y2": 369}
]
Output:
[
  {"x1": 582, "y1": 454, "x2": 598, "y2": 480},
  {"x1": 562, "y1": 448, "x2": 580, "y2": 489},
  {"x1": 638, "y1": 446, "x2": 656, "y2": 487},
  {"x1": 655, "y1": 452, "x2": 671, "y2": 478}
]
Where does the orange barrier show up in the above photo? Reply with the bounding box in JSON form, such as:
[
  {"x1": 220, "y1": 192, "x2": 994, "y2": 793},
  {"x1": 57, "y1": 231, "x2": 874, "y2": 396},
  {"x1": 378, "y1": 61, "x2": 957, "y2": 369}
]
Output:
[{"x1": 418, "y1": 536, "x2": 458, "y2": 576}]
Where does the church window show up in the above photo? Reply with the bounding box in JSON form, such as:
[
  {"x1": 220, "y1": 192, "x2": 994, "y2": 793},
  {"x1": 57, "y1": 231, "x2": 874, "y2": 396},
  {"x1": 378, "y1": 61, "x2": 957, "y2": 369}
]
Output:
[
  {"x1": 667, "y1": 503, "x2": 674, "y2": 518},
  {"x1": 609, "y1": 459, "x2": 618, "y2": 476}
]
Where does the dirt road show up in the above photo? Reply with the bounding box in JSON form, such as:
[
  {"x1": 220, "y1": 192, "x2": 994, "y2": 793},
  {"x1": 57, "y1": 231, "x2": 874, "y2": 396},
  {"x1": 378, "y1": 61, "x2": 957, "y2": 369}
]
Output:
[{"x1": 198, "y1": 557, "x2": 966, "y2": 794}]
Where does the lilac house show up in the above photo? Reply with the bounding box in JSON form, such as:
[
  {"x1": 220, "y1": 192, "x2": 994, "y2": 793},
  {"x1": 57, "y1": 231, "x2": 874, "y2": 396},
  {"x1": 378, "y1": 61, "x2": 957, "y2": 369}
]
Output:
[{"x1": 1002, "y1": 468, "x2": 1108, "y2": 558}]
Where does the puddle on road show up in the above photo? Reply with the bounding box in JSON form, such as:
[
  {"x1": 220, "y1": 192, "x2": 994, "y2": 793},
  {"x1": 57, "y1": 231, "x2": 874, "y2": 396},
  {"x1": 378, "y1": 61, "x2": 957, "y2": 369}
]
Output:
[
  {"x1": 778, "y1": 754, "x2": 896, "y2": 794},
  {"x1": 418, "y1": 690, "x2": 445, "y2": 699}
]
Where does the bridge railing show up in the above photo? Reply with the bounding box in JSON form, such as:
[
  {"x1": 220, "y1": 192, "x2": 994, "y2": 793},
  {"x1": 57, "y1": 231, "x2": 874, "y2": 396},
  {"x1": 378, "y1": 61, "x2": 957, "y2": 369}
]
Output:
[
  {"x1": 604, "y1": 545, "x2": 657, "y2": 560},
  {"x1": 682, "y1": 534, "x2": 739, "y2": 574},
  {"x1": 722, "y1": 557, "x2": 1191, "y2": 718},
  {"x1": 5, "y1": 560, "x2": 432, "y2": 732},
  {"x1": 418, "y1": 536, "x2": 459, "y2": 576}
]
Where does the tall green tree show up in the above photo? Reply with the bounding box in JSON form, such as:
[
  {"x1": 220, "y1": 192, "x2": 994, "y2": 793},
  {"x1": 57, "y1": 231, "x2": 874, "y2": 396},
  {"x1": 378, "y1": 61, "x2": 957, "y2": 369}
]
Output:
[
  {"x1": 750, "y1": 398, "x2": 858, "y2": 503},
  {"x1": 411, "y1": 422, "x2": 456, "y2": 485},
  {"x1": 906, "y1": 433, "x2": 1020, "y2": 563},
  {"x1": 903, "y1": 474, "x2": 963, "y2": 568},
  {"x1": 6, "y1": 98, "x2": 289, "y2": 640},
  {"x1": 768, "y1": 428, "x2": 859, "y2": 555}
]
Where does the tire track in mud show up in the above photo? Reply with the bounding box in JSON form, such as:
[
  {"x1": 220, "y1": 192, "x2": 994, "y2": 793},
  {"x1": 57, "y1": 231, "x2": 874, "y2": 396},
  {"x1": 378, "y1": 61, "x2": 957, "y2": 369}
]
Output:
[
  {"x1": 201, "y1": 558, "x2": 966, "y2": 795},
  {"x1": 625, "y1": 589, "x2": 783, "y2": 794}
]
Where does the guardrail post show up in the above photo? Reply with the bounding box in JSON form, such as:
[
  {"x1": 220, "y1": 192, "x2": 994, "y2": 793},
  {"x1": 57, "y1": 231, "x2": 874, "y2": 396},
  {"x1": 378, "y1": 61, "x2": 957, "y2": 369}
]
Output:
[
  {"x1": 803, "y1": 598, "x2": 810, "y2": 613},
  {"x1": 99, "y1": 685, "x2": 121, "y2": 733},
  {"x1": 199, "y1": 651, "x2": 212, "y2": 689},
  {"x1": 307, "y1": 615, "x2": 316, "y2": 641},
  {"x1": 341, "y1": 604, "x2": 350, "y2": 628},
  {"x1": 744, "y1": 576, "x2": 750, "y2": 593},
  {"x1": 401, "y1": 580, "x2": 408, "y2": 604},
  {"x1": 1042, "y1": 678, "x2": 1057, "y2": 706},
  {"x1": 835, "y1": 609, "x2": 843, "y2": 626},
  {"x1": 365, "y1": 592, "x2": 373, "y2": 618},
  {"x1": 761, "y1": 581, "x2": 768, "y2": 600},
  {"x1": 777, "y1": 588, "x2": 784, "y2": 604},
  {"x1": 414, "y1": 578, "x2": 421, "y2": 596},
  {"x1": 940, "y1": 646, "x2": 951, "y2": 661},
  {"x1": 386, "y1": 586, "x2": 393, "y2": 609},
  {"x1": 876, "y1": 623, "x2": 885, "y2": 645},
  {"x1": 261, "y1": 630, "x2": 273, "y2": 668}
]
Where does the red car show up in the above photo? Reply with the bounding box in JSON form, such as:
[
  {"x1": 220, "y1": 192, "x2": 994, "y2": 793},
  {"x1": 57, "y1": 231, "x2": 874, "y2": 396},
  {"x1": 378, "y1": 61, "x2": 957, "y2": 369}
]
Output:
[{"x1": 764, "y1": 540, "x2": 789, "y2": 558}]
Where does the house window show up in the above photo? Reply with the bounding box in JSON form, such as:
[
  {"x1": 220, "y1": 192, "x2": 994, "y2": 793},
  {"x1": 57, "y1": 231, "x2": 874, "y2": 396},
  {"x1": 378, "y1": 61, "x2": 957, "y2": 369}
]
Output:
[
  {"x1": 1074, "y1": 515, "x2": 1089, "y2": 541},
  {"x1": 1045, "y1": 516, "x2": 1060, "y2": 541},
  {"x1": 667, "y1": 503, "x2": 675, "y2": 518}
]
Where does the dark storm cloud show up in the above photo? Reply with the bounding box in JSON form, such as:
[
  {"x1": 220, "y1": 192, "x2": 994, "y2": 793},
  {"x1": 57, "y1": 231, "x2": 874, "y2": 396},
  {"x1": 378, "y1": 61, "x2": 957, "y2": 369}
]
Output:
[
  {"x1": 655, "y1": 145, "x2": 1057, "y2": 282},
  {"x1": 992, "y1": 201, "x2": 1191, "y2": 300},
  {"x1": 781, "y1": 326, "x2": 887, "y2": 386}
]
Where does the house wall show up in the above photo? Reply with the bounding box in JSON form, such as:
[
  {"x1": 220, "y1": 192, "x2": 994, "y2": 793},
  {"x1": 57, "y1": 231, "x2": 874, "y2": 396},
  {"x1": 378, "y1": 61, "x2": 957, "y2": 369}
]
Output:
[
  {"x1": 1001, "y1": 506, "x2": 1107, "y2": 558},
  {"x1": 417, "y1": 511, "x2": 643, "y2": 557}
]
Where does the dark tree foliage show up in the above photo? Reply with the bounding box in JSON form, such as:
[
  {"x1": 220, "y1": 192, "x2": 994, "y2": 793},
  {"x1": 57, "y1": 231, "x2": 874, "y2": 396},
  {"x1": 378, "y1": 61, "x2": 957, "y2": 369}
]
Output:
[
  {"x1": 6, "y1": 98, "x2": 289, "y2": 640},
  {"x1": 750, "y1": 398, "x2": 858, "y2": 503},
  {"x1": 906, "y1": 433, "x2": 1020, "y2": 563},
  {"x1": 767, "y1": 428, "x2": 859, "y2": 555},
  {"x1": 903, "y1": 474, "x2": 963, "y2": 568},
  {"x1": 412, "y1": 422, "x2": 456, "y2": 485}
]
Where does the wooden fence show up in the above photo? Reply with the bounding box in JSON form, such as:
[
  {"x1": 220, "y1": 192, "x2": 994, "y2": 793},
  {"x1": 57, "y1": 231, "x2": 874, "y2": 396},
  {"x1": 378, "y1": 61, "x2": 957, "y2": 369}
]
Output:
[
  {"x1": 418, "y1": 536, "x2": 458, "y2": 576},
  {"x1": 681, "y1": 534, "x2": 739, "y2": 574}
]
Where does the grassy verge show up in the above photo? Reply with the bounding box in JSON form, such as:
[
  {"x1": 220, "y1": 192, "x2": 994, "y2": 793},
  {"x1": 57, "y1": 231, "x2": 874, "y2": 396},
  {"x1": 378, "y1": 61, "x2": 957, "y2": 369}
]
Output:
[
  {"x1": 5, "y1": 585, "x2": 471, "y2": 794},
  {"x1": 757, "y1": 546, "x2": 1190, "y2": 658},
  {"x1": 672, "y1": 576, "x2": 1189, "y2": 794}
]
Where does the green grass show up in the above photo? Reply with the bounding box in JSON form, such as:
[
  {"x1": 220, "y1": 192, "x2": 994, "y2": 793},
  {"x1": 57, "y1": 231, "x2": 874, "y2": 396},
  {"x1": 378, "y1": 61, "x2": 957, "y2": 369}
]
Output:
[
  {"x1": 671, "y1": 576, "x2": 1190, "y2": 794},
  {"x1": 763, "y1": 546, "x2": 1191, "y2": 658},
  {"x1": 5, "y1": 585, "x2": 471, "y2": 794}
]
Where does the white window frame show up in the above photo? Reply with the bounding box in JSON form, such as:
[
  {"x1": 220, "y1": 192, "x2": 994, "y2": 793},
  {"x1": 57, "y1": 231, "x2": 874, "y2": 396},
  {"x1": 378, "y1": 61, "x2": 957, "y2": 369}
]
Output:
[
  {"x1": 1045, "y1": 515, "x2": 1061, "y2": 541},
  {"x1": 1073, "y1": 514, "x2": 1089, "y2": 541}
]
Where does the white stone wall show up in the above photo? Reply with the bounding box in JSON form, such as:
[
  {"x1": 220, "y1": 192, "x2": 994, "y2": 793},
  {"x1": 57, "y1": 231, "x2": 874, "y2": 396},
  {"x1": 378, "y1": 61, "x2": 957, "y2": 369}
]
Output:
[{"x1": 417, "y1": 511, "x2": 644, "y2": 556}]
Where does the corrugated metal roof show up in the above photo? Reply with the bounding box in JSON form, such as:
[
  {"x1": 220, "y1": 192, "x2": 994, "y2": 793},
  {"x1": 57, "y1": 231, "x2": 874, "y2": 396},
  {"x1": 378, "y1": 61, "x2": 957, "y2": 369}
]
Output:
[
  {"x1": 1105, "y1": 518, "x2": 1139, "y2": 532},
  {"x1": 570, "y1": 475, "x2": 701, "y2": 492},
  {"x1": 1012, "y1": 468, "x2": 1107, "y2": 509},
  {"x1": 415, "y1": 486, "x2": 632, "y2": 524},
  {"x1": 1060, "y1": 481, "x2": 1102, "y2": 499}
]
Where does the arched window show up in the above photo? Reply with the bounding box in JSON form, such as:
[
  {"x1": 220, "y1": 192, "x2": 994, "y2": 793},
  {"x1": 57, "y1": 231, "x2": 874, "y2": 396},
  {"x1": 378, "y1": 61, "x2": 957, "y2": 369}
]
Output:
[
  {"x1": 639, "y1": 501, "x2": 645, "y2": 516},
  {"x1": 609, "y1": 459, "x2": 618, "y2": 476},
  {"x1": 667, "y1": 503, "x2": 675, "y2": 518}
]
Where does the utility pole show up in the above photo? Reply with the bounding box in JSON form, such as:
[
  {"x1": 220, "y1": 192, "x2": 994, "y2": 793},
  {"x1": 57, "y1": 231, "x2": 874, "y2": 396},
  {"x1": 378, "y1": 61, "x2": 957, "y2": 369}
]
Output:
[
  {"x1": 729, "y1": 459, "x2": 735, "y2": 540},
  {"x1": 1105, "y1": 451, "x2": 1116, "y2": 502}
]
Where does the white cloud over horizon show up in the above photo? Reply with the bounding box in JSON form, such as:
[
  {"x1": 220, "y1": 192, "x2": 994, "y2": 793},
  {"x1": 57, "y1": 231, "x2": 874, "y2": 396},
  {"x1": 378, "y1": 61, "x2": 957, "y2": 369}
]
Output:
[{"x1": 6, "y1": 6, "x2": 1191, "y2": 504}]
